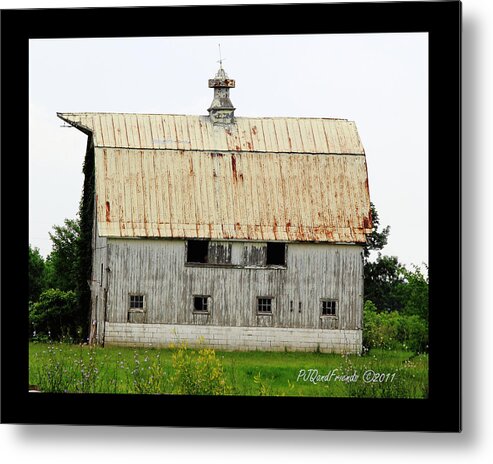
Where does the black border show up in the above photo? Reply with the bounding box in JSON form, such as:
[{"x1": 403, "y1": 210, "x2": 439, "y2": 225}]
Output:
[{"x1": 0, "y1": 1, "x2": 461, "y2": 431}]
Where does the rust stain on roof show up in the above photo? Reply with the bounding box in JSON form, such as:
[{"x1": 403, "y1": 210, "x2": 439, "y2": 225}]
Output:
[
  {"x1": 105, "y1": 201, "x2": 111, "y2": 223},
  {"x1": 231, "y1": 154, "x2": 238, "y2": 181},
  {"x1": 58, "y1": 112, "x2": 371, "y2": 243}
]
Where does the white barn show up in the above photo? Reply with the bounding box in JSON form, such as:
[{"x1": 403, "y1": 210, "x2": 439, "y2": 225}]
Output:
[{"x1": 58, "y1": 65, "x2": 372, "y2": 353}]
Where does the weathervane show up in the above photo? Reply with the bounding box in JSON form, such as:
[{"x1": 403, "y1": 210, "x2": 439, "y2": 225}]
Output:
[{"x1": 217, "y1": 43, "x2": 225, "y2": 69}]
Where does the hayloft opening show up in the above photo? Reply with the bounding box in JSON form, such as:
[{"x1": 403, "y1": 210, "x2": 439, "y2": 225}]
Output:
[
  {"x1": 187, "y1": 240, "x2": 209, "y2": 263},
  {"x1": 266, "y1": 242, "x2": 286, "y2": 266}
]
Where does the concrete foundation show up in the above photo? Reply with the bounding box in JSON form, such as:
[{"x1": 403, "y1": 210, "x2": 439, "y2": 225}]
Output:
[{"x1": 103, "y1": 322, "x2": 362, "y2": 354}]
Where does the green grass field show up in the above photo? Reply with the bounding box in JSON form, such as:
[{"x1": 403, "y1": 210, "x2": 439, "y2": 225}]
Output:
[{"x1": 29, "y1": 342, "x2": 428, "y2": 398}]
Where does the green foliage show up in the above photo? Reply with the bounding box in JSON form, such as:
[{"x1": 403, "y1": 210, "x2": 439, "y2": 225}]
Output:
[
  {"x1": 363, "y1": 301, "x2": 399, "y2": 350},
  {"x1": 28, "y1": 245, "x2": 46, "y2": 302},
  {"x1": 364, "y1": 254, "x2": 429, "y2": 323},
  {"x1": 32, "y1": 344, "x2": 109, "y2": 393},
  {"x1": 363, "y1": 202, "x2": 390, "y2": 259},
  {"x1": 77, "y1": 141, "x2": 96, "y2": 341},
  {"x1": 29, "y1": 343, "x2": 428, "y2": 398},
  {"x1": 170, "y1": 343, "x2": 232, "y2": 395},
  {"x1": 73, "y1": 347, "x2": 100, "y2": 393},
  {"x1": 399, "y1": 265, "x2": 429, "y2": 320},
  {"x1": 31, "y1": 344, "x2": 73, "y2": 393},
  {"x1": 45, "y1": 219, "x2": 81, "y2": 292},
  {"x1": 29, "y1": 288, "x2": 79, "y2": 341},
  {"x1": 253, "y1": 371, "x2": 272, "y2": 396},
  {"x1": 364, "y1": 254, "x2": 406, "y2": 312},
  {"x1": 363, "y1": 300, "x2": 428, "y2": 353},
  {"x1": 130, "y1": 350, "x2": 169, "y2": 394},
  {"x1": 43, "y1": 217, "x2": 92, "y2": 341},
  {"x1": 362, "y1": 204, "x2": 428, "y2": 323},
  {"x1": 341, "y1": 353, "x2": 427, "y2": 399}
]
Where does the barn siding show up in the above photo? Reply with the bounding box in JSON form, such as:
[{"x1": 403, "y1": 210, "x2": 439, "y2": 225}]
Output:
[
  {"x1": 90, "y1": 213, "x2": 108, "y2": 344},
  {"x1": 103, "y1": 239, "x2": 363, "y2": 336}
]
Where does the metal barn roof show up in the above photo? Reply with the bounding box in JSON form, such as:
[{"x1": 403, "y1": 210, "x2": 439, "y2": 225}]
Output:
[
  {"x1": 58, "y1": 113, "x2": 365, "y2": 155},
  {"x1": 58, "y1": 112, "x2": 372, "y2": 243}
]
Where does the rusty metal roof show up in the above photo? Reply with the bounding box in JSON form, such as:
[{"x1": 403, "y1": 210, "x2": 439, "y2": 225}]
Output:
[
  {"x1": 57, "y1": 112, "x2": 365, "y2": 155},
  {"x1": 58, "y1": 112, "x2": 372, "y2": 243}
]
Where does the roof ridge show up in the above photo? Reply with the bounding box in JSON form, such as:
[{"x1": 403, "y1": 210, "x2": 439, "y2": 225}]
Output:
[{"x1": 57, "y1": 111, "x2": 349, "y2": 121}]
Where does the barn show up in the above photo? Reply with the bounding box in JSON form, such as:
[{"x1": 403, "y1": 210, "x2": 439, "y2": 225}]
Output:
[{"x1": 58, "y1": 65, "x2": 372, "y2": 353}]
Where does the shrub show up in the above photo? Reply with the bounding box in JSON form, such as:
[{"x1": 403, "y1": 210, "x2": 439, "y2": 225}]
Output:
[
  {"x1": 363, "y1": 300, "x2": 428, "y2": 353},
  {"x1": 29, "y1": 288, "x2": 79, "y2": 341},
  {"x1": 397, "y1": 314, "x2": 428, "y2": 353}
]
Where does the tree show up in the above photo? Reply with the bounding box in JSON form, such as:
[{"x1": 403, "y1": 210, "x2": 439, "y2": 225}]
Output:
[
  {"x1": 28, "y1": 220, "x2": 83, "y2": 340},
  {"x1": 364, "y1": 254, "x2": 406, "y2": 313},
  {"x1": 362, "y1": 203, "x2": 429, "y2": 318},
  {"x1": 399, "y1": 264, "x2": 429, "y2": 320},
  {"x1": 363, "y1": 202, "x2": 390, "y2": 260},
  {"x1": 29, "y1": 288, "x2": 78, "y2": 340},
  {"x1": 45, "y1": 218, "x2": 81, "y2": 292},
  {"x1": 28, "y1": 245, "x2": 46, "y2": 302},
  {"x1": 363, "y1": 203, "x2": 402, "y2": 311}
]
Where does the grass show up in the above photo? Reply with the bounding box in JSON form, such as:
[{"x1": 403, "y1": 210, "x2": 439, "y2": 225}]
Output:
[{"x1": 28, "y1": 342, "x2": 428, "y2": 398}]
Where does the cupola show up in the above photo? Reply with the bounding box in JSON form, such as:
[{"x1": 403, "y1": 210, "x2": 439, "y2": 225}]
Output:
[{"x1": 207, "y1": 63, "x2": 236, "y2": 124}]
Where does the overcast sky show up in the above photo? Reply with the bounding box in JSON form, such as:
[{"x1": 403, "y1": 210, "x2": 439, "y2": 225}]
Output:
[{"x1": 29, "y1": 32, "x2": 428, "y2": 269}]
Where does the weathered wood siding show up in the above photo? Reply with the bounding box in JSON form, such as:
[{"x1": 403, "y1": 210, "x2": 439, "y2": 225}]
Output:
[
  {"x1": 103, "y1": 239, "x2": 363, "y2": 331},
  {"x1": 90, "y1": 212, "x2": 108, "y2": 344}
]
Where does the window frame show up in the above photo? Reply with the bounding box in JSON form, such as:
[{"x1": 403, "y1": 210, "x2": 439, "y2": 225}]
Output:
[
  {"x1": 128, "y1": 293, "x2": 145, "y2": 312},
  {"x1": 265, "y1": 242, "x2": 287, "y2": 266},
  {"x1": 192, "y1": 295, "x2": 211, "y2": 314},
  {"x1": 185, "y1": 239, "x2": 210, "y2": 264},
  {"x1": 127, "y1": 293, "x2": 146, "y2": 323},
  {"x1": 320, "y1": 298, "x2": 338, "y2": 317},
  {"x1": 185, "y1": 240, "x2": 235, "y2": 266},
  {"x1": 256, "y1": 296, "x2": 274, "y2": 315}
]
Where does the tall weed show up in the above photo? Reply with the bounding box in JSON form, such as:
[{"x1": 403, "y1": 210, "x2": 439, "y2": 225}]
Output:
[{"x1": 170, "y1": 344, "x2": 232, "y2": 395}]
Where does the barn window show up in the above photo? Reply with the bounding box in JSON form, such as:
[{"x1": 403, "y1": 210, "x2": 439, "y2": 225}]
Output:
[
  {"x1": 187, "y1": 240, "x2": 232, "y2": 265},
  {"x1": 257, "y1": 297, "x2": 273, "y2": 314},
  {"x1": 321, "y1": 299, "x2": 337, "y2": 317},
  {"x1": 193, "y1": 295, "x2": 210, "y2": 313},
  {"x1": 186, "y1": 240, "x2": 209, "y2": 263},
  {"x1": 130, "y1": 294, "x2": 144, "y2": 310},
  {"x1": 266, "y1": 242, "x2": 286, "y2": 266},
  {"x1": 128, "y1": 294, "x2": 146, "y2": 323}
]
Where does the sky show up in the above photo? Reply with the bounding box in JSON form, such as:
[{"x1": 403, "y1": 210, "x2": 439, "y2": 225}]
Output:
[{"x1": 29, "y1": 32, "x2": 428, "y2": 269}]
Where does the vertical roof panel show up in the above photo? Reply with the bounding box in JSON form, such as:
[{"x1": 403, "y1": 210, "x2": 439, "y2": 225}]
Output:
[
  {"x1": 58, "y1": 113, "x2": 365, "y2": 154},
  {"x1": 58, "y1": 112, "x2": 371, "y2": 242}
]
